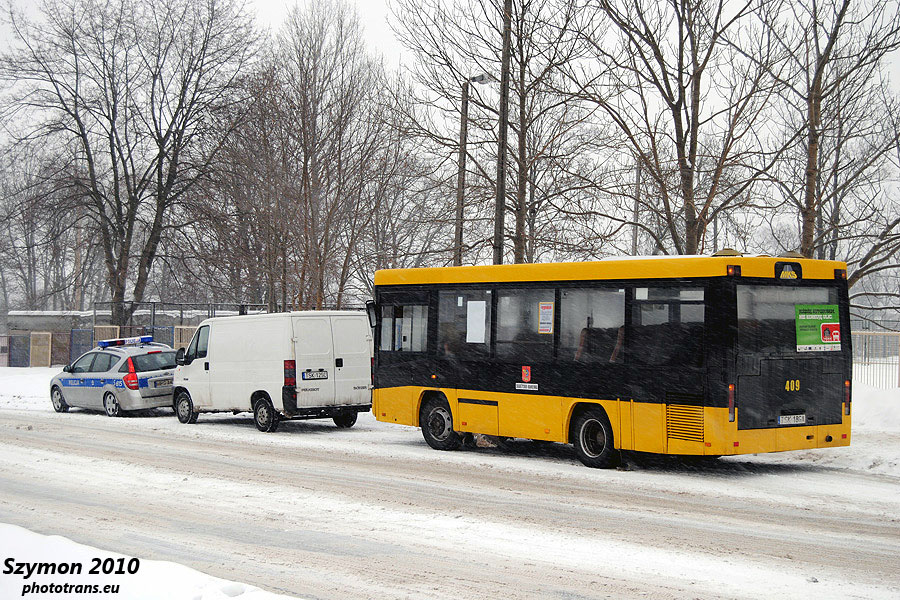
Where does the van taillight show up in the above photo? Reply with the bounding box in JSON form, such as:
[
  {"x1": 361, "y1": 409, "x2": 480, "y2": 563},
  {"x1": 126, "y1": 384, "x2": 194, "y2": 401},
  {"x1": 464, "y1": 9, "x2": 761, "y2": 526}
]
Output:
[
  {"x1": 371, "y1": 357, "x2": 374, "y2": 386},
  {"x1": 844, "y1": 380, "x2": 851, "y2": 415},
  {"x1": 284, "y1": 360, "x2": 296, "y2": 387},
  {"x1": 728, "y1": 384, "x2": 735, "y2": 422},
  {"x1": 123, "y1": 357, "x2": 139, "y2": 390}
]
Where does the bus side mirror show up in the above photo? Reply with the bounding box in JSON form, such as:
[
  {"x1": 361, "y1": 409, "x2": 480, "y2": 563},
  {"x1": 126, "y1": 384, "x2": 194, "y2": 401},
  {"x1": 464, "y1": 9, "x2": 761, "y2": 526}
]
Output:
[
  {"x1": 175, "y1": 348, "x2": 185, "y2": 366},
  {"x1": 365, "y1": 300, "x2": 377, "y2": 329}
]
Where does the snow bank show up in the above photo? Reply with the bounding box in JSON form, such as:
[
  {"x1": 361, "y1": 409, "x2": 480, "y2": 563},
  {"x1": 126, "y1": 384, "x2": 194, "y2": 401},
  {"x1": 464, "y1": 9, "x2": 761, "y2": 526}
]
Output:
[
  {"x1": 851, "y1": 382, "x2": 900, "y2": 432},
  {"x1": 0, "y1": 367, "x2": 55, "y2": 410},
  {"x1": 0, "y1": 523, "x2": 298, "y2": 600}
]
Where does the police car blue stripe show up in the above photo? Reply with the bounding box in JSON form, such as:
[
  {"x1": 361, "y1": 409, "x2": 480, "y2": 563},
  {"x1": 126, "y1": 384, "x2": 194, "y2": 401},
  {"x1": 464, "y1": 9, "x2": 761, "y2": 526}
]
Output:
[
  {"x1": 61, "y1": 377, "x2": 162, "y2": 389},
  {"x1": 60, "y1": 378, "x2": 121, "y2": 388}
]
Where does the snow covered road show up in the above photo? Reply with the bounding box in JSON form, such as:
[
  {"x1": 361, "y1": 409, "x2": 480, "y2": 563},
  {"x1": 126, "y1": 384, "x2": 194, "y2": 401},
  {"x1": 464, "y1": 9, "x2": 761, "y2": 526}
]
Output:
[{"x1": 1, "y1": 368, "x2": 899, "y2": 599}]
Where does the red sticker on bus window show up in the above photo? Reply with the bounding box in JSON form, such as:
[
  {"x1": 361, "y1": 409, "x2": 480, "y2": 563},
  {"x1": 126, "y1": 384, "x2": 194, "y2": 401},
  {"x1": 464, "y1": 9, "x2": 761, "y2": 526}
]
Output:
[{"x1": 522, "y1": 366, "x2": 531, "y2": 382}]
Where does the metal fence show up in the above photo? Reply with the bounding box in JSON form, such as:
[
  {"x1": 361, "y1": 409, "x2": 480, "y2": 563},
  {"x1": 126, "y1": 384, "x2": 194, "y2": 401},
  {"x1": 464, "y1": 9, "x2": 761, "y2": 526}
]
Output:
[
  {"x1": 70, "y1": 329, "x2": 94, "y2": 361},
  {"x1": 852, "y1": 331, "x2": 900, "y2": 389},
  {"x1": 8, "y1": 334, "x2": 30, "y2": 367}
]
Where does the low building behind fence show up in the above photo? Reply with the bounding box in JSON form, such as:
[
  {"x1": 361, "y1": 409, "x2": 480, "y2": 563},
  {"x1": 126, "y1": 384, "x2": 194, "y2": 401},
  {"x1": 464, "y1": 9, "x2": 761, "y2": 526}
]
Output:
[{"x1": 2, "y1": 302, "x2": 362, "y2": 367}]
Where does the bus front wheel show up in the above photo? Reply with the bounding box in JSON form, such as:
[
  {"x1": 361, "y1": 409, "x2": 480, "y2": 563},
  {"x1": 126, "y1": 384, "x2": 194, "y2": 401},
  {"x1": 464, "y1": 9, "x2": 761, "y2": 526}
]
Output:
[
  {"x1": 420, "y1": 397, "x2": 461, "y2": 451},
  {"x1": 572, "y1": 407, "x2": 618, "y2": 468}
]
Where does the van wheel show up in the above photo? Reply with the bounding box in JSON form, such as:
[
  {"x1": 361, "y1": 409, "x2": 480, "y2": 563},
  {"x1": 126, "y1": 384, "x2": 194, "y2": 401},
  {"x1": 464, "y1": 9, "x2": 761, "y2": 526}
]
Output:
[
  {"x1": 175, "y1": 391, "x2": 198, "y2": 424},
  {"x1": 253, "y1": 398, "x2": 279, "y2": 432},
  {"x1": 103, "y1": 392, "x2": 121, "y2": 417},
  {"x1": 51, "y1": 386, "x2": 69, "y2": 413},
  {"x1": 572, "y1": 407, "x2": 618, "y2": 468},
  {"x1": 420, "y1": 397, "x2": 461, "y2": 451},
  {"x1": 333, "y1": 412, "x2": 357, "y2": 428}
]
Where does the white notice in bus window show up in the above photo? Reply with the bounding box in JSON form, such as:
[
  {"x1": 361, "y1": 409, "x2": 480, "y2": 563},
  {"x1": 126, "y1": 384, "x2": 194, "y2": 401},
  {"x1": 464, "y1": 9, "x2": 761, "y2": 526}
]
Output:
[
  {"x1": 539, "y1": 302, "x2": 554, "y2": 334},
  {"x1": 466, "y1": 301, "x2": 486, "y2": 343}
]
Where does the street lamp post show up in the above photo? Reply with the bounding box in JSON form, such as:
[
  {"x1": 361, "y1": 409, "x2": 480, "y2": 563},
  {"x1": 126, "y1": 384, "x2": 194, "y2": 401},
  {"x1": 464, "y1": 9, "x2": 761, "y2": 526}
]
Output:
[{"x1": 454, "y1": 73, "x2": 490, "y2": 267}]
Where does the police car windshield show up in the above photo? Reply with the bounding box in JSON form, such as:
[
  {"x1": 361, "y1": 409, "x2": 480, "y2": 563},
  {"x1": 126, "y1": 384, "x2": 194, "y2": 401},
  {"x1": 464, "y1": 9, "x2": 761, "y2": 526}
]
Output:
[{"x1": 132, "y1": 352, "x2": 176, "y2": 372}]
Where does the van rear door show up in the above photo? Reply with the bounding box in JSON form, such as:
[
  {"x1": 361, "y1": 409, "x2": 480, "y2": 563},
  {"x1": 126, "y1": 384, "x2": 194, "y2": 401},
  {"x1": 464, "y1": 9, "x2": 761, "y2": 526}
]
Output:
[
  {"x1": 293, "y1": 316, "x2": 336, "y2": 408},
  {"x1": 331, "y1": 315, "x2": 372, "y2": 406}
]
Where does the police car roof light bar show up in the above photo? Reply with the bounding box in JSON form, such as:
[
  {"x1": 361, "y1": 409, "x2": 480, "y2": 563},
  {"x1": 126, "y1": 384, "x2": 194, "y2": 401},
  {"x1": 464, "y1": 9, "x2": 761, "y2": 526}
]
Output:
[{"x1": 97, "y1": 335, "x2": 154, "y2": 348}]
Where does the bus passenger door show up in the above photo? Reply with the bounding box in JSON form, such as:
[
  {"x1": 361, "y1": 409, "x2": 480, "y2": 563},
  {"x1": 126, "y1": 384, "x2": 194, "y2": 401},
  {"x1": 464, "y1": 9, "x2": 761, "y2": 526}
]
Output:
[{"x1": 436, "y1": 289, "x2": 497, "y2": 434}]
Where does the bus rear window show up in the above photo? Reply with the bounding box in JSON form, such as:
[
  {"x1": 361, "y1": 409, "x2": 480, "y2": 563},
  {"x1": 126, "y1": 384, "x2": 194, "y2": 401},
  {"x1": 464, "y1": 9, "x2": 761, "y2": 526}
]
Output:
[{"x1": 737, "y1": 286, "x2": 838, "y2": 355}]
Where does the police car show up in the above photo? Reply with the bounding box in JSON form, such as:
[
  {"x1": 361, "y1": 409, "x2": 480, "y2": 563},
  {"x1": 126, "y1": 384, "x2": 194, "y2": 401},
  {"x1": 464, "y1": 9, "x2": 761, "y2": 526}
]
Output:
[{"x1": 50, "y1": 336, "x2": 176, "y2": 417}]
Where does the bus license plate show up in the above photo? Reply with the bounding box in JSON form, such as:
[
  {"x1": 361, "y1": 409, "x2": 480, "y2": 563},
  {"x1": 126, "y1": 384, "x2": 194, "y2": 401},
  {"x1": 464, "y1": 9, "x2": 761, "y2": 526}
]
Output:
[
  {"x1": 779, "y1": 414, "x2": 806, "y2": 425},
  {"x1": 154, "y1": 378, "x2": 173, "y2": 388}
]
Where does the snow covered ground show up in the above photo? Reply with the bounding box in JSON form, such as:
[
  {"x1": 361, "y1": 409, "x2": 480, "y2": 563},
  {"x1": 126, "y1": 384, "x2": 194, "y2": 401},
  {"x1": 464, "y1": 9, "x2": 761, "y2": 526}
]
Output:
[
  {"x1": 0, "y1": 366, "x2": 899, "y2": 599},
  {"x1": 0, "y1": 524, "x2": 294, "y2": 599}
]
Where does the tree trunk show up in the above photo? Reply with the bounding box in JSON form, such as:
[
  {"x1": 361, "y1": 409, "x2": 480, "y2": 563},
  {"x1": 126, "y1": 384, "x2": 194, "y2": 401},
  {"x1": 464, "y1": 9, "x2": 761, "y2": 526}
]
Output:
[{"x1": 800, "y1": 82, "x2": 822, "y2": 258}]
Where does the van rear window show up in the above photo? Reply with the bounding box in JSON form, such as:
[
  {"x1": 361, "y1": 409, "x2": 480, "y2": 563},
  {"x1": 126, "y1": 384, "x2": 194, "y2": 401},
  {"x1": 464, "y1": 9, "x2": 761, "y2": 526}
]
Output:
[{"x1": 131, "y1": 352, "x2": 176, "y2": 372}]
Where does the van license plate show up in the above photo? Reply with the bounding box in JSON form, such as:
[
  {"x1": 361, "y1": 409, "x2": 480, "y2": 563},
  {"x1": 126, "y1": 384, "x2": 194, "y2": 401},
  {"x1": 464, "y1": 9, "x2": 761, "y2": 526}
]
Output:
[
  {"x1": 155, "y1": 378, "x2": 173, "y2": 388},
  {"x1": 302, "y1": 371, "x2": 328, "y2": 380},
  {"x1": 779, "y1": 414, "x2": 806, "y2": 425}
]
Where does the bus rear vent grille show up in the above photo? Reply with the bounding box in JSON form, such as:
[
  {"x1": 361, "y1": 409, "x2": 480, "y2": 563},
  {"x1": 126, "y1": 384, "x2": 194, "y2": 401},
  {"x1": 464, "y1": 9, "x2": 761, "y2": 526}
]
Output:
[{"x1": 666, "y1": 404, "x2": 704, "y2": 442}]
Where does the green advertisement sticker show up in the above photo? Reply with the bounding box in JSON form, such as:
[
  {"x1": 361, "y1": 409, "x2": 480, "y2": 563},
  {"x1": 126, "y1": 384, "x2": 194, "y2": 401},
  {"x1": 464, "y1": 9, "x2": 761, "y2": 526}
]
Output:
[{"x1": 795, "y1": 304, "x2": 841, "y2": 352}]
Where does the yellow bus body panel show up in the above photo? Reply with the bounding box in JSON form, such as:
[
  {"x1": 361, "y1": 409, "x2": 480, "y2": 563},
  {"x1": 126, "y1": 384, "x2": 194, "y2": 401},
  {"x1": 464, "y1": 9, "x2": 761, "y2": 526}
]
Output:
[
  {"x1": 374, "y1": 386, "x2": 851, "y2": 456},
  {"x1": 374, "y1": 256, "x2": 845, "y2": 287}
]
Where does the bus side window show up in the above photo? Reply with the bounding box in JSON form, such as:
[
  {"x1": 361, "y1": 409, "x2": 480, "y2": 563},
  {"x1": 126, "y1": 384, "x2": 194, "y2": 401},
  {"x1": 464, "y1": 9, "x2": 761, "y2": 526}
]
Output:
[
  {"x1": 380, "y1": 305, "x2": 428, "y2": 353},
  {"x1": 630, "y1": 287, "x2": 705, "y2": 367},
  {"x1": 560, "y1": 288, "x2": 625, "y2": 363},
  {"x1": 438, "y1": 290, "x2": 491, "y2": 357},
  {"x1": 496, "y1": 288, "x2": 555, "y2": 361}
]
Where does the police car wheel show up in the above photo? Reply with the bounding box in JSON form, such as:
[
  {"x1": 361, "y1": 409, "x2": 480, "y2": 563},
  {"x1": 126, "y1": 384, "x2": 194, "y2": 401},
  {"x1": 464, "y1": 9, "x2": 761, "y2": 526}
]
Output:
[
  {"x1": 175, "y1": 391, "x2": 198, "y2": 424},
  {"x1": 51, "y1": 386, "x2": 69, "y2": 413},
  {"x1": 103, "y1": 392, "x2": 121, "y2": 417},
  {"x1": 253, "y1": 398, "x2": 279, "y2": 433}
]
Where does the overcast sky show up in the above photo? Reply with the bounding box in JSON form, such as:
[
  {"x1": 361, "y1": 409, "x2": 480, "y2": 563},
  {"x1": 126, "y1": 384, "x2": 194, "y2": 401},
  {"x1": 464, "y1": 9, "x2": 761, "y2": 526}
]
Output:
[
  {"x1": 253, "y1": 0, "x2": 406, "y2": 66},
  {"x1": 3, "y1": 0, "x2": 407, "y2": 66}
]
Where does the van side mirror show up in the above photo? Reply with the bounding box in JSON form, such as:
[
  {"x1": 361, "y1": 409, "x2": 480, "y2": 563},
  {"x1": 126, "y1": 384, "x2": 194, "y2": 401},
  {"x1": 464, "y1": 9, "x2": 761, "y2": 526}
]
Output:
[
  {"x1": 365, "y1": 300, "x2": 377, "y2": 329},
  {"x1": 175, "y1": 348, "x2": 185, "y2": 366}
]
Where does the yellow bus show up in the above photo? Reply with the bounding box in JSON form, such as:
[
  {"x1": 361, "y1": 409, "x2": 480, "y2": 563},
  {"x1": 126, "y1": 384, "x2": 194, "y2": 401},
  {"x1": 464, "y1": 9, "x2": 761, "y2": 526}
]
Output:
[{"x1": 370, "y1": 254, "x2": 852, "y2": 467}]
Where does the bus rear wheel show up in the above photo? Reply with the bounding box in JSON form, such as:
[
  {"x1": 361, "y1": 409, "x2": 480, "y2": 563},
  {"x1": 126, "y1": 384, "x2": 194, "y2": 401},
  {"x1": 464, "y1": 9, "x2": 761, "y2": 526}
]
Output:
[
  {"x1": 420, "y1": 397, "x2": 461, "y2": 451},
  {"x1": 572, "y1": 407, "x2": 618, "y2": 468}
]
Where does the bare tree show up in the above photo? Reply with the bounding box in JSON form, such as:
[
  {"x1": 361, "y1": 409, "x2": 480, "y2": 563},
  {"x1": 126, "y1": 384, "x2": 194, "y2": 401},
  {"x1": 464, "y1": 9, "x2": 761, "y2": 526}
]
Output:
[
  {"x1": 390, "y1": 0, "x2": 594, "y2": 264},
  {"x1": 565, "y1": 0, "x2": 786, "y2": 255},
  {"x1": 1, "y1": 0, "x2": 257, "y2": 324},
  {"x1": 756, "y1": 0, "x2": 900, "y2": 258}
]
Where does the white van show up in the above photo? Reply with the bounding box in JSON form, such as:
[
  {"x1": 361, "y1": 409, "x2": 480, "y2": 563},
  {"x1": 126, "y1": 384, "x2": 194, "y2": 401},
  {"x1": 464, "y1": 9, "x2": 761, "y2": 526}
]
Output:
[{"x1": 173, "y1": 311, "x2": 373, "y2": 432}]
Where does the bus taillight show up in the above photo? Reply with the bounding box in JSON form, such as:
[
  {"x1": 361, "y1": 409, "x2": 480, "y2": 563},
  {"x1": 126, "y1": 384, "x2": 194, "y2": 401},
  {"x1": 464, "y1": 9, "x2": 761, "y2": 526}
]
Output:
[
  {"x1": 844, "y1": 380, "x2": 851, "y2": 415},
  {"x1": 728, "y1": 384, "x2": 735, "y2": 422}
]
